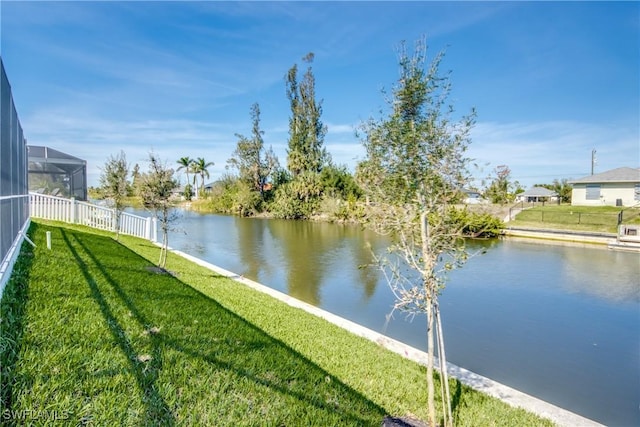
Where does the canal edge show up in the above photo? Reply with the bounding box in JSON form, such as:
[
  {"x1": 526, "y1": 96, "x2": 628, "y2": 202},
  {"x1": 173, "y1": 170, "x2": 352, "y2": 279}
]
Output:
[{"x1": 168, "y1": 246, "x2": 605, "y2": 427}]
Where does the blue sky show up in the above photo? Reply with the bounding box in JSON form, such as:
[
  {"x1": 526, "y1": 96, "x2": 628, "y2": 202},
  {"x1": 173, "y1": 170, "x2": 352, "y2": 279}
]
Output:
[{"x1": 1, "y1": 1, "x2": 638, "y2": 189}]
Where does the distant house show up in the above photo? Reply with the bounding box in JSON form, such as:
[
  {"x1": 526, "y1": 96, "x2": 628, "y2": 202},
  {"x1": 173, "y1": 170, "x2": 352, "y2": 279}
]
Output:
[
  {"x1": 203, "y1": 182, "x2": 215, "y2": 194},
  {"x1": 516, "y1": 186, "x2": 558, "y2": 203},
  {"x1": 462, "y1": 189, "x2": 486, "y2": 204},
  {"x1": 171, "y1": 185, "x2": 185, "y2": 199},
  {"x1": 568, "y1": 167, "x2": 640, "y2": 207}
]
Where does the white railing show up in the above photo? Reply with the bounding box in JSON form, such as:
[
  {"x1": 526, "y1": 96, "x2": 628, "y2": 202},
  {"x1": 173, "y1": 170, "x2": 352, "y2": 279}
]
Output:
[{"x1": 29, "y1": 193, "x2": 157, "y2": 241}]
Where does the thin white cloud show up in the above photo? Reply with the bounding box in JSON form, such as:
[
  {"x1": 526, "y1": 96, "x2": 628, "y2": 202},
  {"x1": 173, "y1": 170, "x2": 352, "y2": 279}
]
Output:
[
  {"x1": 23, "y1": 104, "x2": 639, "y2": 191},
  {"x1": 326, "y1": 123, "x2": 356, "y2": 135}
]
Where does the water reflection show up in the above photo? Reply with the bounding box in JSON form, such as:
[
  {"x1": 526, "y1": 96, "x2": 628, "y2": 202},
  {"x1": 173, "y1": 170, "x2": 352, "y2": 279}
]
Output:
[
  {"x1": 259, "y1": 220, "x2": 382, "y2": 306},
  {"x1": 559, "y1": 246, "x2": 640, "y2": 303},
  {"x1": 266, "y1": 220, "x2": 322, "y2": 304},
  {"x1": 354, "y1": 235, "x2": 380, "y2": 301},
  {"x1": 235, "y1": 217, "x2": 272, "y2": 281}
]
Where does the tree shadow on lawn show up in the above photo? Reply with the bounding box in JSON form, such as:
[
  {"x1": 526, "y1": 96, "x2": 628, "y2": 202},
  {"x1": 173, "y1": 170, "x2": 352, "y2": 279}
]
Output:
[
  {"x1": 61, "y1": 228, "x2": 388, "y2": 425},
  {"x1": 61, "y1": 230, "x2": 175, "y2": 425}
]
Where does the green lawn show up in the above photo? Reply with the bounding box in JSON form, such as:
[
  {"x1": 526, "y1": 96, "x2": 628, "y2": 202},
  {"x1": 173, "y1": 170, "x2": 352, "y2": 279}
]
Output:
[
  {"x1": 509, "y1": 205, "x2": 640, "y2": 233},
  {"x1": 1, "y1": 221, "x2": 554, "y2": 426}
]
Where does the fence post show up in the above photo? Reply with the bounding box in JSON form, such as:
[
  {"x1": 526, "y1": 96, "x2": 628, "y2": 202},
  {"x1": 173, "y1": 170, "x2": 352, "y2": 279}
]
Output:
[
  {"x1": 70, "y1": 198, "x2": 76, "y2": 224},
  {"x1": 145, "y1": 217, "x2": 151, "y2": 241}
]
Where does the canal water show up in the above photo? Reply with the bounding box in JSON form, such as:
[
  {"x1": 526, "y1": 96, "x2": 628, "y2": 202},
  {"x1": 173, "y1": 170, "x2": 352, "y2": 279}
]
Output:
[{"x1": 142, "y1": 209, "x2": 638, "y2": 426}]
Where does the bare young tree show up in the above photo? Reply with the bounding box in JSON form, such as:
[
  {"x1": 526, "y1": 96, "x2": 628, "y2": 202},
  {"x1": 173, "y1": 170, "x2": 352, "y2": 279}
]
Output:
[
  {"x1": 137, "y1": 153, "x2": 179, "y2": 269},
  {"x1": 99, "y1": 151, "x2": 130, "y2": 241},
  {"x1": 357, "y1": 38, "x2": 476, "y2": 427}
]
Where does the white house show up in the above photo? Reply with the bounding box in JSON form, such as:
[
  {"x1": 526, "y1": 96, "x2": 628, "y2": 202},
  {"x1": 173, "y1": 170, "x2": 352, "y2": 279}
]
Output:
[
  {"x1": 462, "y1": 189, "x2": 487, "y2": 204},
  {"x1": 516, "y1": 186, "x2": 559, "y2": 203},
  {"x1": 569, "y1": 167, "x2": 640, "y2": 207}
]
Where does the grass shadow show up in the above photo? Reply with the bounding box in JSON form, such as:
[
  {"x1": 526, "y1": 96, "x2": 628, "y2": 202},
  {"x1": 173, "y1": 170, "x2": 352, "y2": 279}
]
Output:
[
  {"x1": 451, "y1": 375, "x2": 463, "y2": 421},
  {"x1": 57, "y1": 227, "x2": 387, "y2": 424},
  {"x1": 60, "y1": 229, "x2": 175, "y2": 425}
]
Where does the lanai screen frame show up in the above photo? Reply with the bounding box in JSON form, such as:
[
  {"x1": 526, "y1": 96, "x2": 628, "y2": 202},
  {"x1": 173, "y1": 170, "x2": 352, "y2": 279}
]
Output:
[{"x1": 28, "y1": 145, "x2": 87, "y2": 200}]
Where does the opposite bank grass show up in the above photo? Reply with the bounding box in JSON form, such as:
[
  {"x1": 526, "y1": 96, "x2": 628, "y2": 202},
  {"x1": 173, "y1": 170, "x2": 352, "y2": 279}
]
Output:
[
  {"x1": 0, "y1": 221, "x2": 554, "y2": 426},
  {"x1": 510, "y1": 205, "x2": 640, "y2": 233}
]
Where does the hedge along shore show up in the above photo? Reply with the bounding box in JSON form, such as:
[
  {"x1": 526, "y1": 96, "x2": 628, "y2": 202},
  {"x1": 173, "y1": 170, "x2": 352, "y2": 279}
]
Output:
[{"x1": 163, "y1": 245, "x2": 603, "y2": 427}]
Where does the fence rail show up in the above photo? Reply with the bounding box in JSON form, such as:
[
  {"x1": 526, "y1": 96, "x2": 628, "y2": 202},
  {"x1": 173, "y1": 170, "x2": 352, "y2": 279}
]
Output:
[
  {"x1": 30, "y1": 193, "x2": 156, "y2": 241},
  {"x1": 517, "y1": 209, "x2": 624, "y2": 226}
]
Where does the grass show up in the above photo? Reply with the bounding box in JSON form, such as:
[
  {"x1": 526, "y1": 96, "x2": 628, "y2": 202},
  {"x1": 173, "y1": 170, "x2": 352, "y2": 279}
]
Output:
[
  {"x1": 508, "y1": 204, "x2": 640, "y2": 233},
  {"x1": 0, "y1": 221, "x2": 555, "y2": 426}
]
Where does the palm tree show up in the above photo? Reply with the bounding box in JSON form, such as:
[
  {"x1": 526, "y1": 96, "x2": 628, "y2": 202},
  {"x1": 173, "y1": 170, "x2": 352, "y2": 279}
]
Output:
[
  {"x1": 176, "y1": 157, "x2": 193, "y2": 187},
  {"x1": 191, "y1": 157, "x2": 214, "y2": 197}
]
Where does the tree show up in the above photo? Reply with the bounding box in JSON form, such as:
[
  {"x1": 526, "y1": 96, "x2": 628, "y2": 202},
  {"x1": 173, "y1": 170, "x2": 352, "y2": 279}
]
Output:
[
  {"x1": 484, "y1": 165, "x2": 521, "y2": 205},
  {"x1": 357, "y1": 38, "x2": 476, "y2": 427},
  {"x1": 137, "y1": 153, "x2": 179, "y2": 269},
  {"x1": 99, "y1": 151, "x2": 129, "y2": 241},
  {"x1": 227, "y1": 103, "x2": 279, "y2": 199},
  {"x1": 285, "y1": 52, "x2": 329, "y2": 177},
  {"x1": 176, "y1": 156, "x2": 194, "y2": 201},
  {"x1": 131, "y1": 163, "x2": 142, "y2": 194},
  {"x1": 548, "y1": 178, "x2": 572, "y2": 203},
  {"x1": 191, "y1": 157, "x2": 214, "y2": 197}
]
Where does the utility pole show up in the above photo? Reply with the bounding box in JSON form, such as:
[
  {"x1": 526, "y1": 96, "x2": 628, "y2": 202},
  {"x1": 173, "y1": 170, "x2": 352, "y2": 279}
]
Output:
[{"x1": 591, "y1": 149, "x2": 597, "y2": 175}]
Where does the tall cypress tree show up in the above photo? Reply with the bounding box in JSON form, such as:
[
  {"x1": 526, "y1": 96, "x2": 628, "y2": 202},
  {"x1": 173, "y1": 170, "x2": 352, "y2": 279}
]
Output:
[{"x1": 285, "y1": 53, "x2": 328, "y2": 177}]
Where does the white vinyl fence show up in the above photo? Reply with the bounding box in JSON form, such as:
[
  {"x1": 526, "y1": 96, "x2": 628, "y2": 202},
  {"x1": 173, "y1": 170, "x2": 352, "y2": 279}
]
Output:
[{"x1": 30, "y1": 193, "x2": 157, "y2": 241}]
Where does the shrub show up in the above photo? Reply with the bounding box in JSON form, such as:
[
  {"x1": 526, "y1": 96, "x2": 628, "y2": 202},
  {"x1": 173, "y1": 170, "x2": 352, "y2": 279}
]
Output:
[
  {"x1": 231, "y1": 181, "x2": 262, "y2": 217},
  {"x1": 270, "y1": 172, "x2": 322, "y2": 219},
  {"x1": 319, "y1": 165, "x2": 363, "y2": 200},
  {"x1": 449, "y1": 207, "x2": 504, "y2": 238}
]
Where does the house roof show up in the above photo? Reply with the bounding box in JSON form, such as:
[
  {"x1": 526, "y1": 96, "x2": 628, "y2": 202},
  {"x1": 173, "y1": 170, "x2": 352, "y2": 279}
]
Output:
[
  {"x1": 568, "y1": 167, "x2": 640, "y2": 184},
  {"x1": 522, "y1": 186, "x2": 557, "y2": 197},
  {"x1": 462, "y1": 188, "x2": 482, "y2": 196}
]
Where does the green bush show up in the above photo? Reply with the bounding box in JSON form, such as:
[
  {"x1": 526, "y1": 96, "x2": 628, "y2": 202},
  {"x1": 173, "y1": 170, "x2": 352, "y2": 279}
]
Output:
[
  {"x1": 320, "y1": 165, "x2": 363, "y2": 200},
  {"x1": 183, "y1": 183, "x2": 193, "y2": 201},
  {"x1": 197, "y1": 175, "x2": 264, "y2": 217},
  {"x1": 197, "y1": 174, "x2": 236, "y2": 213},
  {"x1": 231, "y1": 180, "x2": 262, "y2": 217},
  {"x1": 321, "y1": 194, "x2": 366, "y2": 223},
  {"x1": 449, "y1": 207, "x2": 504, "y2": 238},
  {"x1": 270, "y1": 172, "x2": 322, "y2": 219}
]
